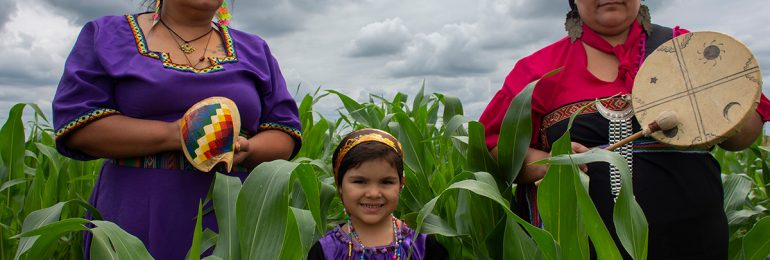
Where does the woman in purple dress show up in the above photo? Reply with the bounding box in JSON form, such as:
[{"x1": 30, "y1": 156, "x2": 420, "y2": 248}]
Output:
[{"x1": 52, "y1": 0, "x2": 301, "y2": 259}]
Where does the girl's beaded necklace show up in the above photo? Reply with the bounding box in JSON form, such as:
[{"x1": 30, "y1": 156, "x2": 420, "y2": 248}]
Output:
[{"x1": 346, "y1": 214, "x2": 403, "y2": 260}]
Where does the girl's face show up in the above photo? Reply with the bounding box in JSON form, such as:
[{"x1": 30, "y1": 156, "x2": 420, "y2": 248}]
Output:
[{"x1": 339, "y1": 158, "x2": 403, "y2": 227}]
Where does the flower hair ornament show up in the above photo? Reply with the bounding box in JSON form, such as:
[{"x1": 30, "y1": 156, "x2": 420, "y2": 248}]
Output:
[
  {"x1": 332, "y1": 129, "x2": 404, "y2": 182},
  {"x1": 180, "y1": 96, "x2": 241, "y2": 173}
]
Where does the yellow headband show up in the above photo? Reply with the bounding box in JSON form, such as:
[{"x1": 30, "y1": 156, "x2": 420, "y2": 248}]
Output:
[{"x1": 332, "y1": 129, "x2": 403, "y2": 179}]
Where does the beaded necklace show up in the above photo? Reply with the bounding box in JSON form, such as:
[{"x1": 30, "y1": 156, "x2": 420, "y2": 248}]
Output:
[{"x1": 346, "y1": 215, "x2": 403, "y2": 260}]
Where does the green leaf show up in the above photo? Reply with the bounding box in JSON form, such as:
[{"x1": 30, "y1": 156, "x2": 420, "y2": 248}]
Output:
[
  {"x1": 294, "y1": 164, "x2": 323, "y2": 233},
  {"x1": 543, "y1": 149, "x2": 648, "y2": 259},
  {"x1": 1, "y1": 103, "x2": 27, "y2": 182},
  {"x1": 280, "y1": 207, "x2": 316, "y2": 258},
  {"x1": 14, "y1": 201, "x2": 67, "y2": 259},
  {"x1": 537, "y1": 134, "x2": 588, "y2": 259},
  {"x1": 90, "y1": 220, "x2": 154, "y2": 260},
  {"x1": 497, "y1": 81, "x2": 534, "y2": 188},
  {"x1": 327, "y1": 90, "x2": 375, "y2": 128},
  {"x1": 211, "y1": 173, "x2": 242, "y2": 260},
  {"x1": 742, "y1": 216, "x2": 770, "y2": 260},
  {"x1": 503, "y1": 216, "x2": 540, "y2": 260},
  {"x1": 723, "y1": 174, "x2": 753, "y2": 212},
  {"x1": 236, "y1": 160, "x2": 298, "y2": 259},
  {"x1": 12, "y1": 218, "x2": 89, "y2": 238},
  {"x1": 439, "y1": 94, "x2": 464, "y2": 125},
  {"x1": 0, "y1": 178, "x2": 29, "y2": 193},
  {"x1": 394, "y1": 112, "x2": 432, "y2": 175},
  {"x1": 466, "y1": 122, "x2": 498, "y2": 175},
  {"x1": 189, "y1": 200, "x2": 204, "y2": 260},
  {"x1": 401, "y1": 212, "x2": 460, "y2": 237},
  {"x1": 414, "y1": 179, "x2": 560, "y2": 260}
]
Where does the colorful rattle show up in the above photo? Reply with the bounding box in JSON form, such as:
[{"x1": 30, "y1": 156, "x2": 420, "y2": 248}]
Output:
[{"x1": 180, "y1": 96, "x2": 241, "y2": 173}]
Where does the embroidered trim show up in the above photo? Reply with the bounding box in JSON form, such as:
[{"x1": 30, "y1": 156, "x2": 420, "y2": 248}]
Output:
[
  {"x1": 259, "y1": 122, "x2": 302, "y2": 142},
  {"x1": 331, "y1": 224, "x2": 411, "y2": 253},
  {"x1": 55, "y1": 108, "x2": 120, "y2": 140},
  {"x1": 541, "y1": 97, "x2": 631, "y2": 130},
  {"x1": 111, "y1": 151, "x2": 251, "y2": 173},
  {"x1": 125, "y1": 14, "x2": 239, "y2": 74}
]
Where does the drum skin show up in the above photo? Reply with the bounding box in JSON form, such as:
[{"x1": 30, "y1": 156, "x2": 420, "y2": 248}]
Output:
[{"x1": 633, "y1": 31, "x2": 762, "y2": 149}]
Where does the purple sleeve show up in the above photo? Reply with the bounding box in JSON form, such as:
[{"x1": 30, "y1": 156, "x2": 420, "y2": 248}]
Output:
[
  {"x1": 256, "y1": 43, "x2": 302, "y2": 158},
  {"x1": 52, "y1": 21, "x2": 119, "y2": 160}
]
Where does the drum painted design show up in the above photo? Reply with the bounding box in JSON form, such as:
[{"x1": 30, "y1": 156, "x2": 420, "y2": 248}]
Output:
[{"x1": 633, "y1": 31, "x2": 762, "y2": 149}]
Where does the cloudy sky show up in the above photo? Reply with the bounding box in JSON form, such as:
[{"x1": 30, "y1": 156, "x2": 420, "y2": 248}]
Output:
[{"x1": 1, "y1": 0, "x2": 768, "y2": 132}]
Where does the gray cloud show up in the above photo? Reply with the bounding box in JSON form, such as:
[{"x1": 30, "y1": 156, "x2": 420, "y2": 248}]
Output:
[
  {"x1": 386, "y1": 23, "x2": 497, "y2": 78},
  {"x1": 0, "y1": 0, "x2": 16, "y2": 29},
  {"x1": 36, "y1": 0, "x2": 139, "y2": 25},
  {"x1": 347, "y1": 18, "x2": 411, "y2": 57},
  {"x1": 508, "y1": 0, "x2": 569, "y2": 18},
  {"x1": 231, "y1": 0, "x2": 337, "y2": 37}
]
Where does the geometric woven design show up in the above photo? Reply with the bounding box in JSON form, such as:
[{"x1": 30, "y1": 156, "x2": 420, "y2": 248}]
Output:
[{"x1": 180, "y1": 97, "x2": 241, "y2": 173}]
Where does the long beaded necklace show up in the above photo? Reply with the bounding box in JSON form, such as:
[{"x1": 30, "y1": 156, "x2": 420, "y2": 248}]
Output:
[
  {"x1": 346, "y1": 214, "x2": 403, "y2": 260},
  {"x1": 158, "y1": 18, "x2": 214, "y2": 54},
  {"x1": 159, "y1": 18, "x2": 214, "y2": 68}
]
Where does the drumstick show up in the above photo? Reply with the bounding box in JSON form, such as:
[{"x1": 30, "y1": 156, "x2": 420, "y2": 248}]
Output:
[{"x1": 606, "y1": 111, "x2": 679, "y2": 151}]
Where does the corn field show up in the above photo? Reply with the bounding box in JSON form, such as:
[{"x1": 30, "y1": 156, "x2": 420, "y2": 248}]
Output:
[{"x1": 1, "y1": 84, "x2": 769, "y2": 259}]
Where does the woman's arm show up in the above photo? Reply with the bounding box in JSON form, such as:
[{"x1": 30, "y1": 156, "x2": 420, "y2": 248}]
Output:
[
  {"x1": 492, "y1": 143, "x2": 589, "y2": 184},
  {"x1": 491, "y1": 146, "x2": 550, "y2": 184},
  {"x1": 64, "y1": 115, "x2": 180, "y2": 159},
  {"x1": 719, "y1": 112, "x2": 764, "y2": 151},
  {"x1": 233, "y1": 130, "x2": 295, "y2": 168}
]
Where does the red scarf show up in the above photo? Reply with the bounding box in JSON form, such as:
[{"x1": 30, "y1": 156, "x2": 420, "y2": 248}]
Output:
[{"x1": 580, "y1": 22, "x2": 645, "y2": 88}]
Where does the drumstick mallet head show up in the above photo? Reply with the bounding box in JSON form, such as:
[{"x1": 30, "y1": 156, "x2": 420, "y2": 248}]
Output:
[{"x1": 606, "y1": 111, "x2": 680, "y2": 151}]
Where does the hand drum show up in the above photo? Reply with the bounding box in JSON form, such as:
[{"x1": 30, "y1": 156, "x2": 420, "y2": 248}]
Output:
[
  {"x1": 180, "y1": 97, "x2": 241, "y2": 173},
  {"x1": 633, "y1": 31, "x2": 762, "y2": 149}
]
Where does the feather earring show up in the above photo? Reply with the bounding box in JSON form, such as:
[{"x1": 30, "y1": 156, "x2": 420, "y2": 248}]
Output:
[
  {"x1": 637, "y1": 4, "x2": 652, "y2": 35},
  {"x1": 565, "y1": 9, "x2": 583, "y2": 42}
]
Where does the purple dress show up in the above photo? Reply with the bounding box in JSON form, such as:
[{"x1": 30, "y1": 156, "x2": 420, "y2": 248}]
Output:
[
  {"x1": 52, "y1": 14, "x2": 301, "y2": 259},
  {"x1": 310, "y1": 224, "x2": 434, "y2": 260}
]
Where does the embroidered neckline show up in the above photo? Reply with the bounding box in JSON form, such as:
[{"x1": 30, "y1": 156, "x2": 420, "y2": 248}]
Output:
[
  {"x1": 331, "y1": 224, "x2": 411, "y2": 254},
  {"x1": 126, "y1": 14, "x2": 238, "y2": 74}
]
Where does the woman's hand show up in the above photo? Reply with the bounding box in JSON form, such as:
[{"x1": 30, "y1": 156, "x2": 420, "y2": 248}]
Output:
[
  {"x1": 492, "y1": 142, "x2": 589, "y2": 185},
  {"x1": 229, "y1": 130, "x2": 295, "y2": 169},
  {"x1": 233, "y1": 136, "x2": 251, "y2": 166},
  {"x1": 534, "y1": 142, "x2": 590, "y2": 186}
]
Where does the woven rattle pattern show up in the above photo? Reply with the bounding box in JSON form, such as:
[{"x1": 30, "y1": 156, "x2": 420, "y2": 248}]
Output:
[{"x1": 180, "y1": 102, "x2": 236, "y2": 169}]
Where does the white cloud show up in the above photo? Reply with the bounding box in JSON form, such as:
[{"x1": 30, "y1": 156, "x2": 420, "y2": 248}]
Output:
[
  {"x1": 347, "y1": 18, "x2": 411, "y2": 57},
  {"x1": 0, "y1": 1, "x2": 79, "y2": 86},
  {"x1": 386, "y1": 22, "x2": 498, "y2": 77},
  {"x1": 0, "y1": 0, "x2": 768, "y2": 134}
]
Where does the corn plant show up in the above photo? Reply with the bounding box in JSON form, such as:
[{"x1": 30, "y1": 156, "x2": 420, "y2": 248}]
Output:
[{"x1": 2, "y1": 80, "x2": 770, "y2": 259}]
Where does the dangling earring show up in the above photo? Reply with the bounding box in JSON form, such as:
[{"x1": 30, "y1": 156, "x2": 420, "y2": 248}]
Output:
[
  {"x1": 216, "y1": 0, "x2": 231, "y2": 27},
  {"x1": 637, "y1": 4, "x2": 652, "y2": 35},
  {"x1": 565, "y1": 9, "x2": 583, "y2": 42},
  {"x1": 152, "y1": 0, "x2": 161, "y2": 22}
]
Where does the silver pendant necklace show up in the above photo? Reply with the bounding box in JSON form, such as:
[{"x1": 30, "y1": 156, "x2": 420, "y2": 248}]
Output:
[{"x1": 596, "y1": 95, "x2": 634, "y2": 200}]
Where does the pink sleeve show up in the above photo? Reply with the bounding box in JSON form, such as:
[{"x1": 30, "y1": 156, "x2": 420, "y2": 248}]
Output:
[
  {"x1": 480, "y1": 57, "x2": 545, "y2": 149},
  {"x1": 758, "y1": 94, "x2": 770, "y2": 122}
]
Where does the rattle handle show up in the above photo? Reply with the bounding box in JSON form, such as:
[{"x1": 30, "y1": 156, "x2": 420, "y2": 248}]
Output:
[
  {"x1": 605, "y1": 131, "x2": 645, "y2": 151},
  {"x1": 605, "y1": 121, "x2": 662, "y2": 152}
]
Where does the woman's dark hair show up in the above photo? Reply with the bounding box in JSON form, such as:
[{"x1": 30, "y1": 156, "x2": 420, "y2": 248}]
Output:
[{"x1": 335, "y1": 141, "x2": 404, "y2": 187}]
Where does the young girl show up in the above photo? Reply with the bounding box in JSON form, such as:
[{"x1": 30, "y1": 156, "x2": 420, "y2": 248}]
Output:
[{"x1": 307, "y1": 129, "x2": 448, "y2": 259}]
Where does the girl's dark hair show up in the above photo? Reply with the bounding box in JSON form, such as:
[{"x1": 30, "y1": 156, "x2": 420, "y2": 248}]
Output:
[{"x1": 335, "y1": 141, "x2": 404, "y2": 187}]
